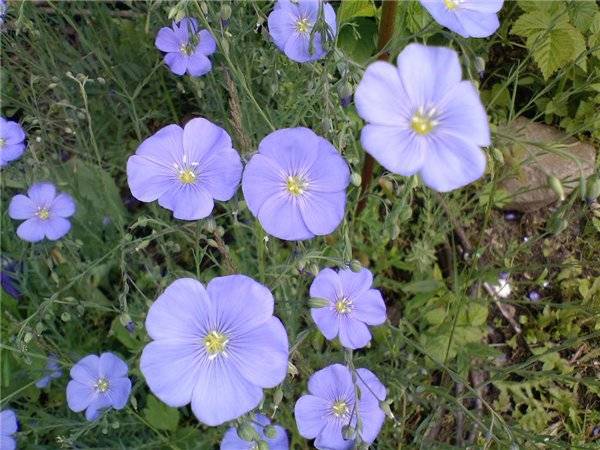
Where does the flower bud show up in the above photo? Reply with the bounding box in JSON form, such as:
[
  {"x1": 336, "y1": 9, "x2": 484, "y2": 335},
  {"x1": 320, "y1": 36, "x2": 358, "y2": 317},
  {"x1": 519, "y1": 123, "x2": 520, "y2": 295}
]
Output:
[
  {"x1": 237, "y1": 423, "x2": 259, "y2": 442},
  {"x1": 342, "y1": 425, "x2": 356, "y2": 440},
  {"x1": 350, "y1": 172, "x2": 362, "y2": 187},
  {"x1": 547, "y1": 175, "x2": 565, "y2": 201},
  {"x1": 257, "y1": 441, "x2": 269, "y2": 450},
  {"x1": 263, "y1": 425, "x2": 278, "y2": 439},
  {"x1": 586, "y1": 177, "x2": 600, "y2": 201},
  {"x1": 349, "y1": 259, "x2": 362, "y2": 272},
  {"x1": 220, "y1": 4, "x2": 232, "y2": 21},
  {"x1": 273, "y1": 386, "x2": 283, "y2": 405},
  {"x1": 309, "y1": 297, "x2": 330, "y2": 308}
]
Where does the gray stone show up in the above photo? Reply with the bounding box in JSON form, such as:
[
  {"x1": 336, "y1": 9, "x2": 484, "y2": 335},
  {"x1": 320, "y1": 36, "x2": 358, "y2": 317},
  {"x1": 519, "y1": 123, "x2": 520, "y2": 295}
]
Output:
[{"x1": 499, "y1": 117, "x2": 597, "y2": 212}]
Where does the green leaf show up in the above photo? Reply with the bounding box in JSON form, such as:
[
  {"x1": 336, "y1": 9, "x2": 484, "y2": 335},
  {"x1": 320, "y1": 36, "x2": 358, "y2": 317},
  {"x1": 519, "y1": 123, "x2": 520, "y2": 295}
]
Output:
[
  {"x1": 512, "y1": 8, "x2": 587, "y2": 79},
  {"x1": 337, "y1": 17, "x2": 378, "y2": 64},
  {"x1": 567, "y1": 0, "x2": 598, "y2": 32},
  {"x1": 143, "y1": 395, "x2": 180, "y2": 431},
  {"x1": 338, "y1": 0, "x2": 377, "y2": 24}
]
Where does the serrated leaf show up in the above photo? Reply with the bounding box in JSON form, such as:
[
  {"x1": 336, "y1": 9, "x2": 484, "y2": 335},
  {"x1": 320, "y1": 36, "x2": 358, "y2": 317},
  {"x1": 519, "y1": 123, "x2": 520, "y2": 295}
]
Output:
[
  {"x1": 143, "y1": 395, "x2": 180, "y2": 431},
  {"x1": 338, "y1": 0, "x2": 377, "y2": 24},
  {"x1": 512, "y1": 9, "x2": 587, "y2": 79}
]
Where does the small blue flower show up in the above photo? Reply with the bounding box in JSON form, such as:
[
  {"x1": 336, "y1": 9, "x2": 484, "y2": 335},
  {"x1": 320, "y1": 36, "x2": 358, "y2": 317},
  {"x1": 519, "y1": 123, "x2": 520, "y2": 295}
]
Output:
[
  {"x1": 419, "y1": 0, "x2": 504, "y2": 38},
  {"x1": 0, "y1": 409, "x2": 18, "y2": 450},
  {"x1": 0, "y1": 117, "x2": 26, "y2": 167},
  {"x1": 36, "y1": 354, "x2": 63, "y2": 389},
  {"x1": 1, "y1": 257, "x2": 22, "y2": 300},
  {"x1": 66, "y1": 352, "x2": 132, "y2": 421}
]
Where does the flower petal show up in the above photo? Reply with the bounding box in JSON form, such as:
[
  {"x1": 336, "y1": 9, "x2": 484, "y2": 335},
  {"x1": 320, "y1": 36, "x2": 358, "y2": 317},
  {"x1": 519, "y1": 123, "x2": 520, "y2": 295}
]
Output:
[
  {"x1": 70, "y1": 354, "x2": 100, "y2": 385},
  {"x1": 145, "y1": 278, "x2": 211, "y2": 341},
  {"x1": 298, "y1": 190, "x2": 346, "y2": 236},
  {"x1": 140, "y1": 340, "x2": 204, "y2": 407},
  {"x1": 187, "y1": 52, "x2": 212, "y2": 77},
  {"x1": 419, "y1": 134, "x2": 487, "y2": 192},
  {"x1": 197, "y1": 146, "x2": 242, "y2": 201},
  {"x1": 456, "y1": 10, "x2": 500, "y2": 38},
  {"x1": 229, "y1": 317, "x2": 289, "y2": 388},
  {"x1": 241, "y1": 154, "x2": 285, "y2": 216},
  {"x1": 268, "y1": 8, "x2": 297, "y2": 50},
  {"x1": 206, "y1": 275, "x2": 275, "y2": 335},
  {"x1": 360, "y1": 125, "x2": 427, "y2": 176},
  {"x1": 16, "y1": 218, "x2": 46, "y2": 242},
  {"x1": 155, "y1": 27, "x2": 180, "y2": 52},
  {"x1": 44, "y1": 217, "x2": 71, "y2": 240},
  {"x1": 294, "y1": 394, "x2": 329, "y2": 439},
  {"x1": 127, "y1": 155, "x2": 175, "y2": 202},
  {"x1": 27, "y1": 182, "x2": 56, "y2": 206},
  {"x1": 106, "y1": 377, "x2": 131, "y2": 410},
  {"x1": 66, "y1": 380, "x2": 96, "y2": 412},
  {"x1": 314, "y1": 419, "x2": 354, "y2": 450},
  {"x1": 191, "y1": 360, "x2": 263, "y2": 426},
  {"x1": 99, "y1": 353, "x2": 128, "y2": 379},
  {"x1": 164, "y1": 52, "x2": 188, "y2": 76},
  {"x1": 0, "y1": 410, "x2": 18, "y2": 435},
  {"x1": 305, "y1": 138, "x2": 350, "y2": 193},
  {"x1": 310, "y1": 268, "x2": 343, "y2": 301},
  {"x1": 307, "y1": 363, "x2": 353, "y2": 401},
  {"x1": 50, "y1": 193, "x2": 76, "y2": 218},
  {"x1": 284, "y1": 31, "x2": 326, "y2": 63},
  {"x1": 197, "y1": 29, "x2": 216, "y2": 55},
  {"x1": 355, "y1": 61, "x2": 412, "y2": 126},
  {"x1": 0, "y1": 120, "x2": 25, "y2": 144},
  {"x1": 311, "y1": 307, "x2": 339, "y2": 340},
  {"x1": 8, "y1": 194, "x2": 36, "y2": 220},
  {"x1": 258, "y1": 193, "x2": 313, "y2": 240},
  {"x1": 258, "y1": 127, "x2": 320, "y2": 174},
  {"x1": 220, "y1": 427, "x2": 254, "y2": 450},
  {"x1": 169, "y1": 185, "x2": 215, "y2": 220},
  {"x1": 338, "y1": 316, "x2": 372, "y2": 349},
  {"x1": 84, "y1": 394, "x2": 112, "y2": 421},
  {"x1": 352, "y1": 290, "x2": 386, "y2": 325},
  {"x1": 339, "y1": 268, "x2": 373, "y2": 299},
  {"x1": 419, "y1": 2, "x2": 468, "y2": 37},
  {"x1": 183, "y1": 118, "x2": 232, "y2": 168},
  {"x1": 397, "y1": 43, "x2": 462, "y2": 106},
  {"x1": 0, "y1": 143, "x2": 26, "y2": 166}
]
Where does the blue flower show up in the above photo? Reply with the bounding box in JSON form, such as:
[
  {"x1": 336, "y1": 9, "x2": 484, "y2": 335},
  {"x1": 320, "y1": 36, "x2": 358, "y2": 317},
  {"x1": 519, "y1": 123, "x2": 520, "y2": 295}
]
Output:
[
  {"x1": 66, "y1": 352, "x2": 132, "y2": 421},
  {"x1": 0, "y1": 409, "x2": 18, "y2": 450},
  {"x1": 0, "y1": 117, "x2": 26, "y2": 167},
  {"x1": 35, "y1": 354, "x2": 63, "y2": 389},
  {"x1": 419, "y1": 0, "x2": 504, "y2": 38}
]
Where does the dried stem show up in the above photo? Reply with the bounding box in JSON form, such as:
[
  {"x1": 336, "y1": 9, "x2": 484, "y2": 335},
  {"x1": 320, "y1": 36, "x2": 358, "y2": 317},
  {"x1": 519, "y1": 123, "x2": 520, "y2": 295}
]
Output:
[{"x1": 355, "y1": 0, "x2": 398, "y2": 215}]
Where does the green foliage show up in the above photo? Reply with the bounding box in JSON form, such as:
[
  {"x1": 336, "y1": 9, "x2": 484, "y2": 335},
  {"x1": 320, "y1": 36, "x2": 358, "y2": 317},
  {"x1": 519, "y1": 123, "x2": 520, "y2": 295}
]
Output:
[{"x1": 0, "y1": 0, "x2": 599, "y2": 449}]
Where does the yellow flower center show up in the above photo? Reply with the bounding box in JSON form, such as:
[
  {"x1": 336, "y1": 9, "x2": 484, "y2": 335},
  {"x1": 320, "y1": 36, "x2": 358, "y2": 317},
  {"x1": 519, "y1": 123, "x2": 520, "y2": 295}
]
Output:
[
  {"x1": 335, "y1": 297, "x2": 352, "y2": 314},
  {"x1": 286, "y1": 176, "x2": 307, "y2": 196},
  {"x1": 444, "y1": 0, "x2": 461, "y2": 10},
  {"x1": 204, "y1": 330, "x2": 229, "y2": 357},
  {"x1": 332, "y1": 400, "x2": 350, "y2": 418},
  {"x1": 95, "y1": 377, "x2": 110, "y2": 393},
  {"x1": 411, "y1": 110, "x2": 437, "y2": 135},
  {"x1": 179, "y1": 169, "x2": 196, "y2": 184},
  {"x1": 0, "y1": 138, "x2": 5, "y2": 149},
  {"x1": 296, "y1": 18, "x2": 311, "y2": 34},
  {"x1": 36, "y1": 207, "x2": 50, "y2": 220},
  {"x1": 179, "y1": 42, "x2": 195, "y2": 56}
]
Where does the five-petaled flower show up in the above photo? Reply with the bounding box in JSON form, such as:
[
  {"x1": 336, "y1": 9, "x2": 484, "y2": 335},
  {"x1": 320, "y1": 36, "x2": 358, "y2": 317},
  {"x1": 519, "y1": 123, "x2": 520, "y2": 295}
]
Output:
[
  {"x1": 66, "y1": 352, "x2": 132, "y2": 421},
  {"x1": 355, "y1": 43, "x2": 491, "y2": 192},
  {"x1": 155, "y1": 17, "x2": 217, "y2": 76},
  {"x1": 36, "y1": 354, "x2": 63, "y2": 389},
  {"x1": 0, "y1": 409, "x2": 18, "y2": 450},
  {"x1": 295, "y1": 364, "x2": 386, "y2": 450},
  {"x1": 220, "y1": 414, "x2": 289, "y2": 450},
  {"x1": 242, "y1": 127, "x2": 349, "y2": 241},
  {"x1": 0, "y1": 117, "x2": 26, "y2": 167},
  {"x1": 268, "y1": 0, "x2": 337, "y2": 63},
  {"x1": 140, "y1": 275, "x2": 289, "y2": 426},
  {"x1": 310, "y1": 267, "x2": 386, "y2": 349},
  {"x1": 419, "y1": 0, "x2": 504, "y2": 38},
  {"x1": 127, "y1": 118, "x2": 243, "y2": 221},
  {"x1": 8, "y1": 182, "x2": 76, "y2": 242}
]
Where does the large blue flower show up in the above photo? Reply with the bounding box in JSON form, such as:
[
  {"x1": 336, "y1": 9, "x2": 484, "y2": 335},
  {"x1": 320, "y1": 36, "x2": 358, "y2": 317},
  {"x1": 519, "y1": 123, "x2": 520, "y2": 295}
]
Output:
[
  {"x1": 355, "y1": 43, "x2": 490, "y2": 192},
  {"x1": 140, "y1": 276, "x2": 289, "y2": 426},
  {"x1": 420, "y1": 0, "x2": 504, "y2": 38}
]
